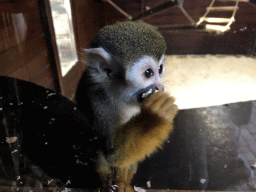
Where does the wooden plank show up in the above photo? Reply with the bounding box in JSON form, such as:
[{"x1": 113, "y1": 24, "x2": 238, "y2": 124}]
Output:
[
  {"x1": 9, "y1": 65, "x2": 56, "y2": 91},
  {"x1": 202, "y1": 17, "x2": 233, "y2": 23},
  {"x1": 42, "y1": 0, "x2": 64, "y2": 94},
  {"x1": 45, "y1": 81, "x2": 57, "y2": 91},
  {"x1": 32, "y1": 67, "x2": 56, "y2": 89},
  {"x1": 62, "y1": 61, "x2": 84, "y2": 99},
  {"x1": 8, "y1": 50, "x2": 49, "y2": 80},
  {"x1": 0, "y1": 26, "x2": 16, "y2": 53},
  {"x1": 8, "y1": 50, "x2": 58, "y2": 91},
  {"x1": 206, "y1": 6, "x2": 238, "y2": 11},
  {"x1": 9, "y1": 64, "x2": 57, "y2": 91},
  {"x1": 142, "y1": 0, "x2": 255, "y2": 25},
  {"x1": 218, "y1": 0, "x2": 249, "y2": 2},
  {"x1": 58, "y1": 0, "x2": 104, "y2": 97},
  {"x1": 0, "y1": 0, "x2": 46, "y2": 52},
  {"x1": 0, "y1": 0, "x2": 40, "y2": 13},
  {"x1": 163, "y1": 21, "x2": 255, "y2": 54},
  {"x1": 0, "y1": 22, "x2": 45, "y2": 53},
  {"x1": 0, "y1": 0, "x2": 59, "y2": 92},
  {"x1": 0, "y1": 35, "x2": 48, "y2": 75}
]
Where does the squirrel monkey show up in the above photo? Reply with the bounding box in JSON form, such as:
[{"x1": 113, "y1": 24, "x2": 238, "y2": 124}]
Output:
[{"x1": 76, "y1": 21, "x2": 178, "y2": 191}]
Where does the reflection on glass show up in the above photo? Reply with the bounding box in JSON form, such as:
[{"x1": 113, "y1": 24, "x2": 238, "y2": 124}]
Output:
[{"x1": 49, "y1": 0, "x2": 78, "y2": 76}]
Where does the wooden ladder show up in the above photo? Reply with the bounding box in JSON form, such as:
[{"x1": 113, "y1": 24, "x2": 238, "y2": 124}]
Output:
[{"x1": 196, "y1": 0, "x2": 249, "y2": 34}]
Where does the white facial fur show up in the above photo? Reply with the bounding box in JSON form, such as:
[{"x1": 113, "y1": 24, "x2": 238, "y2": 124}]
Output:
[
  {"x1": 119, "y1": 55, "x2": 165, "y2": 126},
  {"x1": 126, "y1": 55, "x2": 165, "y2": 91}
]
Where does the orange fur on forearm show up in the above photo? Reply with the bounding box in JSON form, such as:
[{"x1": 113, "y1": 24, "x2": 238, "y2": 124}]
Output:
[{"x1": 112, "y1": 108, "x2": 174, "y2": 167}]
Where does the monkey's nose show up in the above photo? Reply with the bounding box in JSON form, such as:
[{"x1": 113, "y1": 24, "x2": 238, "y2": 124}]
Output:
[{"x1": 155, "y1": 84, "x2": 164, "y2": 92}]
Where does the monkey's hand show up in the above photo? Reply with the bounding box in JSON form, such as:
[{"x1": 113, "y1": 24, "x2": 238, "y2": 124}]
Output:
[
  {"x1": 112, "y1": 91, "x2": 178, "y2": 168},
  {"x1": 142, "y1": 91, "x2": 178, "y2": 124}
]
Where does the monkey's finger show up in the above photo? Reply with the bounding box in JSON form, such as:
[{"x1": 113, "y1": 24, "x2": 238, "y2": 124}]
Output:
[
  {"x1": 142, "y1": 91, "x2": 162, "y2": 107},
  {"x1": 163, "y1": 104, "x2": 178, "y2": 120},
  {"x1": 150, "y1": 93, "x2": 175, "y2": 111},
  {"x1": 159, "y1": 97, "x2": 176, "y2": 112},
  {"x1": 143, "y1": 91, "x2": 169, "y2": 108}
]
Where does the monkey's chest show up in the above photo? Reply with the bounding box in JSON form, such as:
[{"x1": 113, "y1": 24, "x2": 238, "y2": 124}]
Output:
[{"x1": 119, "y1": 106, "x2": 140, "y2": 125}]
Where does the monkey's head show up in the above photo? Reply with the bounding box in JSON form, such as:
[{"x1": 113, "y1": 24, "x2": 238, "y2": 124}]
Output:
[{"x1": 83, "y1": 21, "x2": 166, "y2": 105}]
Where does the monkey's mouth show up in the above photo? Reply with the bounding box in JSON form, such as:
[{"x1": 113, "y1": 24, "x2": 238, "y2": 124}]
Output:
[{"x1": 137, "y1": 85, "x2": 157, "y2": 103}]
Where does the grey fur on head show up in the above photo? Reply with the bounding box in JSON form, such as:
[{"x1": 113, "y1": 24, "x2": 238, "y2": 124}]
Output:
[{"x1": 90, "y1": 21, "x2": 166, "y2": 69}]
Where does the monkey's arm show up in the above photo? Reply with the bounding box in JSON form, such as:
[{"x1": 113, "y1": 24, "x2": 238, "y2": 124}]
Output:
[{"x1": 111, "y1": 91, "x2": 178, "y2": 168}]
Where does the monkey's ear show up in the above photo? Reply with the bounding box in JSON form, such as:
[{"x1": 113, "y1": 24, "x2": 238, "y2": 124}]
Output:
[
  {"x1": 83, "y1": 48, "x2": 113, "y2": 77},
  {"x1": 159, "y1": 54, "x2": 165, "y2": 64}
]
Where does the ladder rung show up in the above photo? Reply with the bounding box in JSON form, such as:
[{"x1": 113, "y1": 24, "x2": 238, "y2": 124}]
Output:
[
  {"x1": 203, "y1": 17, "x2": 234, "y2": 23},
  {"x1": 205, "y1": 24, "x2": 230, "y2": 32},
  {"x1": 218, "y1": 0, "x2": 249, "y2": 2},
  {"x1": 207, "y1": 6, "x2": 238, "y2": 11}
]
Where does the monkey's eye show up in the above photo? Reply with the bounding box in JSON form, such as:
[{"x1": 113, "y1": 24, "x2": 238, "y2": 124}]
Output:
[
  {"x1": 159, "y1": 64, "x2": 163, "y2": 74},
  {"x1": 145, "y1": 68, "x2": 154, "y2": 78}
]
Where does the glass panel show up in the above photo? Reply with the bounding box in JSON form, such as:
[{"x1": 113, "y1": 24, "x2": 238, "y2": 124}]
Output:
[
  {"x1": 0, "y1": 0, "x2": 256, "y2": 191},
  {"x1": 49, "y1": 0, "x2": 78, "y2": 76}
]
